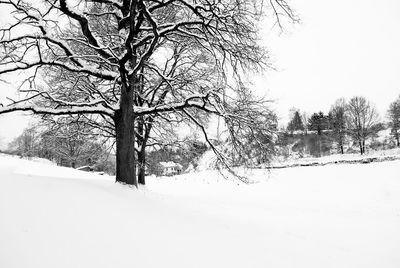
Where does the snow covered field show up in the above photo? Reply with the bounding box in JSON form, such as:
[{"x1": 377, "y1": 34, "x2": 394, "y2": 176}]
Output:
[
  {"x1": 271, "y1": 147, "x2": 400, "y2": 168},
  {"x1": 0, "y1": 153, "x2": 399, "y2": 268}
]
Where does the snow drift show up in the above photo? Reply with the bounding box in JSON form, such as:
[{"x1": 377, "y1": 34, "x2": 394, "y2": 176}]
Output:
[{"x1": 0, "y1": 153, "x2": 399, "y2": 268}]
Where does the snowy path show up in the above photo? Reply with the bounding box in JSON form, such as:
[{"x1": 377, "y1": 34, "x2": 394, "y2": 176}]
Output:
[{"x1": 0, "y1": 154, "x2": 399, "y2": 268}]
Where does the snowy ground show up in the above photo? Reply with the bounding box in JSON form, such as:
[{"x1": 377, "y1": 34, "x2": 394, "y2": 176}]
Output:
[
  {"x1": 0, "y1": 153, "x2": 399, "y2": 268},
  {"x1": 271, "y1": 147, "x2": 400, "y2": 168}
]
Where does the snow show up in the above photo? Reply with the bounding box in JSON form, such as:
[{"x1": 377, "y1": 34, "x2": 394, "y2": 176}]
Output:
[
  {"x1": 2, "y1": 155, "x2": 112, "y2": 181},
  {"x1": 270, "y1": 147, "x2": 400, "y2": 168},
  {"x1": 194, "y1": 147, "x2": 400, "y2": 172},
  {"x1": 159, "y1": 161, "x2": 182, "y2": 168},
  {"x1": 193, "y1": 149, "x2": 217, "y2": 170},
  {"x1": 1, "y1": 153, "x2": 400, "y2": 268}
]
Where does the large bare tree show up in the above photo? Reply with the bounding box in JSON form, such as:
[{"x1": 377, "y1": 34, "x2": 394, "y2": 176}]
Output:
[
  {"x1": 346, "y1": 96, "x2": 380, "y2": 155},
  {"x1": 0, "y1": 0, "x2": 295, "y2": 186}
]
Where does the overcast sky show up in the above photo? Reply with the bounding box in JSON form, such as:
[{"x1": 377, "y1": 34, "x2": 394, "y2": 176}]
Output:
[
  {"x1": 1, "y1": 0, "x2": 400, "y2": 146},
  {"x1": 256, "y1": 0, "x2": 400, "y2": 124}
]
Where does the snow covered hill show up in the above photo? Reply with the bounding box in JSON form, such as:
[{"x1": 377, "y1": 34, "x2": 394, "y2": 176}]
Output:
[{"x1": 0, "y1": 153, "x2": 399, "y2": 268}]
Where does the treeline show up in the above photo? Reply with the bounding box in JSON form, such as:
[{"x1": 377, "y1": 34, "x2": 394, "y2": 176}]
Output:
[
  {"x1": 4, "y1": 116, "x2": 211, "y2": 176},
  {"x1": 4, "y1": 94, "x2": 399, "y2": 174},
  {"x1": 5, "y1": 118, "x2": 115, "y2": 175},
  {"x1": 282, "y1": 95, "x2": 400, "y2": 156}
]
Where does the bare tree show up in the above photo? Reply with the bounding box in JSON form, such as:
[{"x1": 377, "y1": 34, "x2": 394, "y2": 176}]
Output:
[
  {"x1": 301, "y1": 112, "x2": 308, "y2": 135},
  {"x1": 7, "y1": 117, "x2": 109, "y2": 168},
  {"x1": 346, "y1": 96, "x2": 380, "y2": 155},
  {"x1": 8, "y1": 125, "x2": 38, "y2": 157},
  {"x1": 223, "y1": 87, "x2": 278, "y2": 167},
  {"x1": 0, "y1": 0, "x2": 295, "y2": 186},
  {"x1": 330, "y1": 98, "x2": 347, "y2": 154},
  {"x1": 388, "y1": 95, "x2": 400, "y2": 147},
  {"x1": 39, "y1": 118, "x2": 105, "y2": 168}
]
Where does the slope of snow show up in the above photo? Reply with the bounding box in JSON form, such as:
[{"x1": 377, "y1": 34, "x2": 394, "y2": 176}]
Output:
[
  {"x1": 1, "y1": 154, "x2": 114, "y2": 180},
  {"x1": 0, "y1": 153, "x2": 399, "y2": 268}
]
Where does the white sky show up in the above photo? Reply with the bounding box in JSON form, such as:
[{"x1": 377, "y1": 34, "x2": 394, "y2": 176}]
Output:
[
  {"x1": 256, "y1": 0, "x2": 400, "y2": 124},
  {"x1": 1, "y1": 0, "x2": 400, "y2": 147}
]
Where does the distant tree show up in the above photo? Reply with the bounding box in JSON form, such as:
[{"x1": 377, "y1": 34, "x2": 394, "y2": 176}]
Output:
[
  {"x1": 307, "y1": 111, "x2": 331, "y2": 157},
  {"x1": 330, "y1": 98, "x2": 347, "y2": 154},
  {"x1": 301, "y1": 112, "x2": 309, "y2": 134},
  {"x1": 346, "y1": 96, "x2": 380, "y2": 155},
  {"x1": 9, "y1": 118, "x2": 112, "y2": 170},
  {"x1": 8, "y1": 126, "x2": 38, "y2": 157},
  {"x1": 326, "y1": 111, "x2": 334, "y2": 130},
  {"x1": 388, "y1": 96, "x2": 400, "y2": 146},
  {"x1": 308, "y1": 112, "x2": 327, "y2": 135},
  {"x1": 41, "y1": 119, "x2": 106, "y2": 168},
  {"x1": 287, "y1": 110, "x2": 304, "y2": 134}
]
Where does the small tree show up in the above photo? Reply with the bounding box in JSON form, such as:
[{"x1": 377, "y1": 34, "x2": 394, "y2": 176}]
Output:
[
  {"x1": 287, "y1": 110, "x2": 304, "y2": 134},
  {"x1": 330, "y1": 98, "x2": 347, "y2": 154},
  {"x1": 308, "y1": 112, "x2": 327, "y2": 135},
  {"x1": 301, "y1": 112, "x2": 309, "y2": 135},
  {"x1": 42, "y1": 122, "x2": 104, "y2": 168},
  {"x1": 307, "y1": 111, "x2": 330, "y2": 157},
  {"x1": 8, "y1": 126, "x2": 39, "y2": 157},
  {"x1": 346, "y1": 96, "x2": 380, "y2": 155},
  {"x1": 9, "y1": 119, "x2": 110, "y2": 169},
  {"x1": 388, "y1": 96, "x2": 400, "y2": 147}
]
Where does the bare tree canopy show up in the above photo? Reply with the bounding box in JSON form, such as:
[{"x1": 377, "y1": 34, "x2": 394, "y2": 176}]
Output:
[
  {"x1": 0, "y1": 0, "x2": 295, "y2": 186},
  {"x1": 388, "y1": 95, "x2": 400, "y2": 147},
  {"x1": 346, "y1": 96, "x2": 380, "y2": 155},
  {"x1": 329, "y1": 98, "x2": 347, "y2": 154}
]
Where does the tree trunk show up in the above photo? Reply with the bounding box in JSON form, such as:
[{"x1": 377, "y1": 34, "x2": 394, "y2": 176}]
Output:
[
  {"x1": 136, "y1": 114, "x2": 145, "y2": 185},
  {"x1": 362, "y1": 140, "x2": 366, "y2": 155},
  {"x1": 137, "y1": 116, "x2": 152, "y2": 185},
  {"x1": 138, "y1": 148, "x2": 146, "y2": 185},
  {"x1": 359, "y1": 141, "x2": 363, "y2": 155},
  {"x1": 114, "y1": 84, "x2": 137, "y2": 186},
  {"x1": 340, "y1": 144, "x2": 344, "y2": 154},
  {"x1": 318, "y1": 136, "x2": 322, "y2": 157}
]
